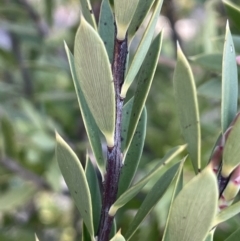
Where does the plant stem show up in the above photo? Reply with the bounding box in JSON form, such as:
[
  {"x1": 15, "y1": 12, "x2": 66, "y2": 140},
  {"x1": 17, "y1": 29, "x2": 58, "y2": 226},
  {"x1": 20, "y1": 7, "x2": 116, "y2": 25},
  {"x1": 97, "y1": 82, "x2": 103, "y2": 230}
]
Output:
[{"x1": 97, "y1": 29, "x2": 128, "y2": 241}]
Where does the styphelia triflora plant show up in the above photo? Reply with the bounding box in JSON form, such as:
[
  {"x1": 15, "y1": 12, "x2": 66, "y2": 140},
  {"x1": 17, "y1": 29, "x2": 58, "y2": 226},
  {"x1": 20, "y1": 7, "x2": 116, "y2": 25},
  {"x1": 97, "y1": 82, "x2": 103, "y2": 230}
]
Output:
[{"x1": 55, "y1": 0, "x2": 240, "y2": 240}]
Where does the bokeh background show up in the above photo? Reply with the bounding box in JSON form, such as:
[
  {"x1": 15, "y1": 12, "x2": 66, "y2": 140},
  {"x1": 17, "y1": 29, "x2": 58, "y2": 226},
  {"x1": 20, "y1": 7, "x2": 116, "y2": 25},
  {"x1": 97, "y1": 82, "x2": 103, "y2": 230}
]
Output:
[{"x1": 0, "y1": 0, "x2": 240, "y2": 240}]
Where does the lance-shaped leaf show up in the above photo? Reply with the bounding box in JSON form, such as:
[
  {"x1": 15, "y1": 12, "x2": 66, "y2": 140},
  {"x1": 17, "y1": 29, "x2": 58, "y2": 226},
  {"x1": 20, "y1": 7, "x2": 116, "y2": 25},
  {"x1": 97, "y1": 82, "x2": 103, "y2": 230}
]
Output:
[
  {"x1": 85, "y1": 156, "x2": 101, "y2": 235},
  {"x1": 114, "y1": 0, "x2": 139, "y2": 40},
  {"x1": 80, "y1": 0, "x2": 97, "y2": 30},
  {"x1": 224, "y1": 227, "x2": 240, "y2": 241},
  {"x1": 98, "y1": 0, "x2": 115, "y2": 62},
  {"x1": 110, "y1": 230, "x2": 126, "y2": 241},
  {"x1": 121, "y1": 0, "x2": 164, "y2": 98},
  {"x1": 109, "y1": 145, "x2": 186, "y2": 216},
  {"x1": 82, "y1": 223, "x2": 92, "y2": 241},
  {"x1": 190, "y1": 53, "x2": 222, "y2": 71},
  {"x1": 222, "y1": 116, "x2": 240, "y2": 176},
  {"x1": 162, "y1": 160, "x2": 185, "y2": 241},
  {"x1": 213, "y1": 200, "x2": 240, "y2": 227},
  {"x1": 221, "y1": 21, "x2": 238, "y2": 133},
  {"x1": 56, "y1": 133, "x2": 94, "y2": 239},
  {"x1": 173, "y1": 44, "x2": 201, "y2": 173},
  {"x1": 65, "y1": 43, "x2": 105, "y2": 175},
  {"x1": 125, "y1": 162, "x2": 181, "y2": 240},
  {"x1": 163, "y1": 166, "x2": 218, "y2": 241},
  {"x1": 74, "y1": 16, "x2": 115, "y2": 147},
  {"x1": 124, "y1": 32, "x2": 163, "y2": 157},
  {"x1": 128, "y1": 0, "x2": 155, "y2": 38},
  {"x1": 223, "y1": 1, "x2": 240, "y2": 31},
  {"x1": 118, "y1": 104, "x2": 147, "y2": 197}
]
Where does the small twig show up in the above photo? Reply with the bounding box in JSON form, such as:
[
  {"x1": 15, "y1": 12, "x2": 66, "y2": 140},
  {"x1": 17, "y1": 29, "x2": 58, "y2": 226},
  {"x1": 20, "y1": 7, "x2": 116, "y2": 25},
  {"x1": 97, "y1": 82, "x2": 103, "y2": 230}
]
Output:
[{"x1": 0, "y1": 156, "x2": 51, "y2": 190}]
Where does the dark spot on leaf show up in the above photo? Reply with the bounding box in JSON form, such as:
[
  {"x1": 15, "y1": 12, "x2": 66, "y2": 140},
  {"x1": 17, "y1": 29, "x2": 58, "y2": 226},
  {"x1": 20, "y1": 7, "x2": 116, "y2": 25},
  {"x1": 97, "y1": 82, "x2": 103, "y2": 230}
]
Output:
[
  {"x1": 90, "y1": 9, "x2": 93, "y2": 14},
  {"x1": 123, "y1": 129, "x2": 126, "y2": 132},
  {"x1": 75, "y1": 191, "x2": 77, "y2": 194},
  {"x1": 104, "y1": 22, "x2": 107, "y2": 26},
  {"x1": 126, "y1": 112, "x2": 129, "y2": 114},
  {"x1": 163, "y1": 162, "x2": 166, "y2": 165},
  {"x1": 135, "y1": 26, "x2": 139, "y2": 31}
]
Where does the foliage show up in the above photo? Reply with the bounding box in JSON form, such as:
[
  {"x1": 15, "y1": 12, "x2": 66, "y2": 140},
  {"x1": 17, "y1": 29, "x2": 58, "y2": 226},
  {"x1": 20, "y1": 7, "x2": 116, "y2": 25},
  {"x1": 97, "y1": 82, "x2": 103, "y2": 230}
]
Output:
[{"x1": 1, "y1": 0, "x2": 240, "y2": 241}]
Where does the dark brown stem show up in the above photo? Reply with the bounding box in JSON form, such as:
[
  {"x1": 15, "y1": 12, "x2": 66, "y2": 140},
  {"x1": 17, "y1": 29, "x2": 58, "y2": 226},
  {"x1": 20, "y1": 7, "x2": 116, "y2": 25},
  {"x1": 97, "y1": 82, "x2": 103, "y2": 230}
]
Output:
[{"x1": 97, "y1": 29, "x2": 128, "y2": 241}]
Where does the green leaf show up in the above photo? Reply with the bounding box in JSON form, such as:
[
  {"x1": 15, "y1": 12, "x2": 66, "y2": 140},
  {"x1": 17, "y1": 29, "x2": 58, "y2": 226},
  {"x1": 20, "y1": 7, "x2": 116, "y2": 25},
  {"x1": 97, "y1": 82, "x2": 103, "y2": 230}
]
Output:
[
  {"x1": 121, "y1": 0, "x2": 164, "y2": 98},
  {"x1": 74, "y1": 16, "x2": 115, "y2": 147},
  {"x1": 224, "y1": 227, "x2": 240, "y2": 241},
  {"x1": 0, "y1": 184, "x2": 35, "y2": 212},
  {"x1": 65, "y1": 43, "x2": 105, "y2": 175},
  {"x1": 110, "y1": 230, "x2": 126, "y2": 241},
  {"x1": 197, "y1": 78, "x2": 221, "y2": 99},
  {"x1": 124, "y1": 32, "x2": 163, "y2": 156},
  {"x1": 109, "y1": 145, "x2": 186, "y2": 216},
  {"x1": 0, "y1": 114, "x2": 18, "y2": 158},
  {"x1": 213, "y1": 200, "x2": 240, "y2": 227},
  {"x1": 85, "y1": 155, "x2": 102, "y2": 235},
  {"x1": 162, "y1": 160, "x2": 185, "y2": 240},
  {"x1": 222, "y1": 116, "x2": 240, "y2": 177},
  {"x1": 82, "y1": 223, "x2": 92, "y2": 241},
  {"x1": 190, "y1": 53, "x2": 222, "y2": 71},
  {"x1": 173, "y1": 44, "x2": 201, "y2": 173},
  {"x1": 221, "y1": 21, "x2": 238, "y2": 133},
  {"x1": 98, "y1": 0, "x2": 115, "y2": 62},
  {"x1": 223, "y1": 0, "x2": 240, "y2": 31},
  {"x1": 128, "y1": 0, "x2": 155, "y2": 38},
  {"x1": 114, "y1": 0, "x2": 139, "y2": 40},
  {"x1": 118, "y1": 104, "x2": 147, "y2": 197},
  {"x1": 163, "y1": 166, "x2": 218, "y2": 241},
  {"x1": 125, "y1": 162, "x2": 181, "y2": 240},
  {"x1": 56, "y1": 133, "x2": 94, "y2": 239},
  {"x1": 80, "y1": 0, "x2": 97, "y2": 30}
]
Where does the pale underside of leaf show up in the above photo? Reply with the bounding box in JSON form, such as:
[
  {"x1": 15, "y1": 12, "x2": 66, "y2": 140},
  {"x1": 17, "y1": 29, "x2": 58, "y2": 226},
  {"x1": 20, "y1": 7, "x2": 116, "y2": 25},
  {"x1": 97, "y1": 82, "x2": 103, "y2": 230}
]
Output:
[
  {"x1": 221, "y1": 21, "x2": 238, "y2": 133},
  {"x1": 174, "y1": 43, "x2": 201, "y2": 173},
  {"x1": 213, "y1": 199, "x2": 240, "y2": 227},
  {"x1": 114, "y1": 0, "x2": 139, "y2": 40},
  {"x1": 74, "y1": 16, "x2": 115, "y2": 146},
  {"x1": 56, "y1": 133, "x2": 94, "y2": 239},
  {"x1": 222, "y1": 117, "x2": 240, "y2": 177},
  {"x1": 65, "y1": 43, "x2": 105, "y2": 176},
  {"x1": 164, "y1": 166, "x2": 218, "y2": 241}
]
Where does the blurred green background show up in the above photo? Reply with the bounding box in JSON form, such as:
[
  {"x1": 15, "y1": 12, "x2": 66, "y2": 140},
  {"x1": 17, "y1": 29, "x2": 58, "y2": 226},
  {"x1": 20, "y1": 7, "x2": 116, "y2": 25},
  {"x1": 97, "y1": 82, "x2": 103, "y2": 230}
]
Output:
[{"x1": 0, "y1": 0, "x2": 240, "y2": 240}]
